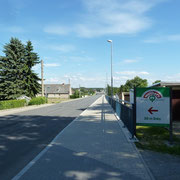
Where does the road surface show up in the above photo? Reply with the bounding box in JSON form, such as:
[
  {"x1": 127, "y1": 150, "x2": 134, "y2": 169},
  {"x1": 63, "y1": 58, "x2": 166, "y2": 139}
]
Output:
[{"x1": 0, "y1": 95, "x2": 101, "y2": 180}]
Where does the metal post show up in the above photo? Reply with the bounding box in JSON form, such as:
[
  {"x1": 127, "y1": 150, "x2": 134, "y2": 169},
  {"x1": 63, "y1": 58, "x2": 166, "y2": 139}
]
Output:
[
  {"x1": 111, "y1": 42, "x2": 113, "y2": 104},
  {"x1": 107, "y1": 40, "x2": 113, "y2": 105},
  {"x1": 169, "y1": 87, "x2": 173, "y2": 144},
  {"x1": 132, "y1": 87, "x2": 137, "y2": 139},
  {"x1": 79, "y1": 84, "x2": 81, "y2": 98},
  {"x1": 41, "y1": 60, "x2": 44, "y2": 97}
]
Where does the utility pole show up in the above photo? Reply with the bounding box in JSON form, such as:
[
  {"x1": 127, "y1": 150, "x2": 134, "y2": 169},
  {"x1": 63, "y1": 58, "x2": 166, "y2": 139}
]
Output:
[
  {"x1": 106, "y1": 72, "x2": 108, "y2": 95},
  {"x1": 41, "y1": 60, "x2": 44, "y2": 97},
  {"x1": 107, "y1": 40, "x2": 113, "y2": 101},
  {"x1": 79, "y1": 84, "x2": 81, "y2": 98}
]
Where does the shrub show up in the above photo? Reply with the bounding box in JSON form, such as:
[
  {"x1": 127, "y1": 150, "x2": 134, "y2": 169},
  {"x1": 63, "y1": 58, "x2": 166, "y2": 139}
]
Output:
[
  {"x1": 0, "y1": 99, "x2": 26, "y2": 110},
  {"x1": 28, "y1": 96, "x2": 47, "y2": 105}
]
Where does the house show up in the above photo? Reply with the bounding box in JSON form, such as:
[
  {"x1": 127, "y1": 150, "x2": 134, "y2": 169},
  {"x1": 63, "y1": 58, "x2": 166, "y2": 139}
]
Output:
[
  {"x1": 119, "y1": 92, "x2": 130, "y2": 102},
  {"x1": 44, "y1": 83, "x2": 72, "y2": 98},
  {"x1": 151, "y1": 81, "x2": 180, "y2": 121}
]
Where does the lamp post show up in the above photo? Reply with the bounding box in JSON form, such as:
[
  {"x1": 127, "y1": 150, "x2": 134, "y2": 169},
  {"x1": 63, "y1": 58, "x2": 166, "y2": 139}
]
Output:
[{"x1": 107, "y1": 40, "x2": 113, "y2": 101}]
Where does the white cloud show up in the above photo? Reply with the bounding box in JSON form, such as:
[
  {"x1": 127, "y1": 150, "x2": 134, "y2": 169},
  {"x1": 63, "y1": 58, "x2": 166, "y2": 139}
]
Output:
[
  {"x1": 123, "y1": 59, "x2": 138, "y2": 63},
  {"x1": 0, "y1": 26, "x2": 25, "y2": 33},
  {"x1": 44, "y1": 63, "x2": 61, "y2": 67},
  {"x1": 47, "y1": 44, "x2": 75, "y2": 53},
  {"x1": 45, "y1": 74, "x2": 106, "y2": 88},
  {"x1": 144, "y1": 34, "x2": 180, "y2": 43},
  {"x1": 163, "y1": 73, "x2": 180, "y2": 82},
  {"x1": 44, "y1": 26, "x2": 71, "y2": 35},
  {"x1": 44, "y1": 0, "x2": 166, "y2": 38},
  {"x1": 116, "y1": 71, "x2": 149, "y2": 76},
  {"x1": 69, "y1": 56, "x2": 95, "y2": 62}
]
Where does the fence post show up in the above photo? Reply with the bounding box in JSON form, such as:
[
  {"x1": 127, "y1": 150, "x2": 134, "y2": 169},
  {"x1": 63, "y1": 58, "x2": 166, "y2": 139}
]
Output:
[
  {"x1": 132, "y1": 88, "x2": 137, "y2": 139},
  {"x1": 169, "y1": 87, "x2": 173, "y2": 144}
]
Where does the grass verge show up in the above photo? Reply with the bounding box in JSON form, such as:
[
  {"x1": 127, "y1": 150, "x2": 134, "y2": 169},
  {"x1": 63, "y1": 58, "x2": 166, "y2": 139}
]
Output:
[
  {"x1": 135, "y1": 126, "x2": 180, "y2": 155},
  {"x1": 47, "y1": 98, "x2": 70, "y2": 104},
  {"x1": 28, "y1": 96, "x2": 47, "y2": 105}
]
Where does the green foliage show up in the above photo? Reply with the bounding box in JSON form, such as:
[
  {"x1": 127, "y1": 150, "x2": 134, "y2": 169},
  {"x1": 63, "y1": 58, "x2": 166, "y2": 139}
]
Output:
[
  {"x1": 107, "y1": 85, "x2": 111, "y2": 96},
  {"x1": 28, "y1": 97, "x2": 47, "y2": 105},
  {"x1": 120, "y1": 76, "x2": 148, "y2": 92},
  {"x1": 106, "y1": 85, "x2": 120, "y2": 96},
  {"x1": 0, "y1": 38, "x2": 41, "y2": 100},
  {"x1": 152, "y1": 80, "x2": 161, "y2": 84},
  {"x1": 0, "y1": 38, "x2": 27, "y2": 100},
  {"x1": 70, "y1": 90, "x2": 80, "y2": 99},
  {"x1": 24, "y1": 41, "x2": 41, "y2": 97},
  {"x1": 0, "y1": 99, "x2": 26, "y2": 110}
]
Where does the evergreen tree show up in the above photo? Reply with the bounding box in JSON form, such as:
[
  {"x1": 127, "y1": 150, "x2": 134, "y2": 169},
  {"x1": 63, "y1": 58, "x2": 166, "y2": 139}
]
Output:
[
  {"x1": 24, "y1": 41, "x2": 41, "y2": 97},
  {"x1": 0, "y1": 38, "x2": 26, "y2": 100}
]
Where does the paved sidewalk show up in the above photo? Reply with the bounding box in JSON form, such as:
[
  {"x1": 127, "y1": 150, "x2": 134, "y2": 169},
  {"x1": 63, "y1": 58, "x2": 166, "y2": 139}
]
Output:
[{"x1": 13, "y1": 96, "x2": 154, "y2": 180}]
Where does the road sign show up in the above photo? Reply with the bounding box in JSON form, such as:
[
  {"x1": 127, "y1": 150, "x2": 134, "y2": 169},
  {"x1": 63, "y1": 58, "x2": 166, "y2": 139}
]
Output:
[{"x1": 136, "y1": 87, "x2": 170, "y2": 127}]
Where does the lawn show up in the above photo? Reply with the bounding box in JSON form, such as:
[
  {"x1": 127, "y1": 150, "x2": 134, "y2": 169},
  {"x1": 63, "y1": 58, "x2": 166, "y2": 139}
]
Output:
[
  {"x1": 135, "y1": 126, "x2": 180, "y2": 155},
  {"x1": 47, "y1": 98, "x2": 70, "y2": 104}
]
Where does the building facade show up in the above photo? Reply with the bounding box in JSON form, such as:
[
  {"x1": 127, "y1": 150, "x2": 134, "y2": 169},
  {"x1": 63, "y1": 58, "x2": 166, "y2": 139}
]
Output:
[{"x1": 44, "y1": 83, "x2": 72, "y2": 98}]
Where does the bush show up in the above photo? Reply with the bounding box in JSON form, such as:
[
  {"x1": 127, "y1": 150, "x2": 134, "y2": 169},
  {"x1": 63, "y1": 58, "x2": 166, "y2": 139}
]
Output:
[
  {"x1": 28, "y1": 96, "x2": 47, "y2": 105},
  {"x1": 70, "y1": 90, "x2": 81, "y2": 99},
  {"x1": 0, "y1": 99, "x2": 26, "y2": 110}
]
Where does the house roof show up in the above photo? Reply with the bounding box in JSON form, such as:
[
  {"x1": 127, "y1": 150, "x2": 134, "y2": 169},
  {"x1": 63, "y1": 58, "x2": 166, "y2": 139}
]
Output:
[
  {"x1": 44, "y1": 84, "x2": 70, "y2": 94},
  {"x1": 151, "y1": 81, "x2": 180, "y2": 87}
]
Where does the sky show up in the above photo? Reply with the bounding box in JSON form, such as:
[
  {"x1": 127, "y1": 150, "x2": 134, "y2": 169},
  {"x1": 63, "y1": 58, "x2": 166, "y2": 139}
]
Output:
[{"x1": 0, "y1": 0, "x2": 180, "y2": 88}]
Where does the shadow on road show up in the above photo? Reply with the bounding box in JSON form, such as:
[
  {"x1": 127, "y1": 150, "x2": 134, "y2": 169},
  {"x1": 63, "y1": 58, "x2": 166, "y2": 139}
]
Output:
[{"x1": 0, "y1": 115, "x2": 75, "y2": 180}]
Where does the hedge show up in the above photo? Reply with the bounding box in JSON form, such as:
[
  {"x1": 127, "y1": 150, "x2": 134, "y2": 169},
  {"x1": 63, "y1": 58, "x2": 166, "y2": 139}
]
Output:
[
  {"x1": 0, "y1": 99, "x2": 26, "y2": 110},
  {"x1": 28, "y1": 96, "x2": 47, "y2": 105}
]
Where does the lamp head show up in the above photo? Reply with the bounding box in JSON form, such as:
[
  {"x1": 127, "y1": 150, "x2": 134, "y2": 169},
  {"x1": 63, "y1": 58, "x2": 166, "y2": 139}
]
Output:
[{"x1": 107, "y1": 40, "x2": 112, "y2": 43}]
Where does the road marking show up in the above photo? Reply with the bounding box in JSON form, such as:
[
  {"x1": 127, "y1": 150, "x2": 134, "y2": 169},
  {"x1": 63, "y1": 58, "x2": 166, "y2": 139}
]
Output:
[{"x1": 12, "y1": 96, "x2": 102, "y2": 180}]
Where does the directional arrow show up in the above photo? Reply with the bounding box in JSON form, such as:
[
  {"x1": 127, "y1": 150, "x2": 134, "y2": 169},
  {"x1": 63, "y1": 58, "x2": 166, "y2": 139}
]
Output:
[{"x1": 148, "y1": 107, "x2": 158, "y2": 114}]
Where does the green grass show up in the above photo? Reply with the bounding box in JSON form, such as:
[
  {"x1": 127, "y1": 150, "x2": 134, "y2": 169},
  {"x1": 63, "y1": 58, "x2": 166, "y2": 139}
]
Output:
[{"x1": 135, "y1": 126, "x2": 180, "y2": 155}]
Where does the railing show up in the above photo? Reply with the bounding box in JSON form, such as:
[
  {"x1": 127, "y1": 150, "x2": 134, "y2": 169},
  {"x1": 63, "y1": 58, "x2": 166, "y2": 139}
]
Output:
[{"x1": 106, "y1": 96, "x2": 136, "y2": 139}]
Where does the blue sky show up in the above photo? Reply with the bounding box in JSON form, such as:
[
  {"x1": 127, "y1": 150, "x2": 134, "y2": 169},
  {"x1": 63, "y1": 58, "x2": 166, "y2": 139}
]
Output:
[{"x1": 0, "y1": 0, "x2": 180, "y2": 88}]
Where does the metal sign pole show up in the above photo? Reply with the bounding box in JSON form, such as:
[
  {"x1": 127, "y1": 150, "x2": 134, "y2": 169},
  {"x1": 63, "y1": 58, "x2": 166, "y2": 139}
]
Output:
[
  {"x1": 169, "y1": 87, "x2": 173, "y2": 144},
  {"x1": 132, "y1": 87, "x2": 137, "y2": 139}
]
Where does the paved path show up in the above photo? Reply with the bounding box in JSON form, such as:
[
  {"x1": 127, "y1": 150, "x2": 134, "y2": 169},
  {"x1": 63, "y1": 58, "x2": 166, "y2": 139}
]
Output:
[{"x1": 13, "y1": 96, "x2": 154, "y2": 180}]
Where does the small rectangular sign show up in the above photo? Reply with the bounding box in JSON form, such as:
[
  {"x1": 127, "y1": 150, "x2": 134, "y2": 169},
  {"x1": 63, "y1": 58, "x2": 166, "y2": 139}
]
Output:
[{"x1": 136, "y1": 87, "x2": 170, "y2": 127}]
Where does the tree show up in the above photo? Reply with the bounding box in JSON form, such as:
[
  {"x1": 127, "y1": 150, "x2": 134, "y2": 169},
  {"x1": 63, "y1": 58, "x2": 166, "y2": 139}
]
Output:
[
  {"x1": 106, "y1": 85, "x2": 120, "y2": 96},
  {"x1": 106, "y1": 84, "x2": 111, "y2": 96},
  {"x1": 0, "y1": 38, "x2": 41, "y2": 100},
  {"x1": 24, "y1": 41, "x2": 41, "y2": 97},
  {"x1": 152, "y1": 80, "x2": 161, "y2": 84},
  {"x1": 0, "y1": 38, "x2": 26, "y2": 100},
  {"x1": 120, "y1": 76, "x2": 148, "y2": 92}
]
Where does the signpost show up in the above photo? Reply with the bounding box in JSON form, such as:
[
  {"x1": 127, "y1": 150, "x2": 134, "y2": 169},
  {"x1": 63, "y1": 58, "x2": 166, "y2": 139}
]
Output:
[{"x1": 136, "y1": 87, "x2": 171, "y2": 127}]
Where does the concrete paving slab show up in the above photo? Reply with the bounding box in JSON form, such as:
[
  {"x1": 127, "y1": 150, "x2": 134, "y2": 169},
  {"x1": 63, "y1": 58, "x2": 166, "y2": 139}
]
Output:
[{"x1": 13, "y1": 96, "x2": 154, "y2": 180}]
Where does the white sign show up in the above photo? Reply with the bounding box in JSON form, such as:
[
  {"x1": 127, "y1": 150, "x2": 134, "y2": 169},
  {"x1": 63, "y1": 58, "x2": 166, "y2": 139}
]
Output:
[{"x1": 136, "y1": 88, "x2": 170, "y2": 127}]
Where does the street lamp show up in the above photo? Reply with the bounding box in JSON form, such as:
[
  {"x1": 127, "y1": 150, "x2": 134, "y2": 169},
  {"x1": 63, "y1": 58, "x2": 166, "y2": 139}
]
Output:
[{"x1": 107, "y1": 40, "x2": 113, "y2": 101}]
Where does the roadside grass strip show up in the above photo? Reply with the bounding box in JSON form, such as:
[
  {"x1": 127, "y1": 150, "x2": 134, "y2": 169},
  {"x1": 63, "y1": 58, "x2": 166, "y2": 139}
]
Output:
[
  {"x1": 135, "y1": 126, "x2": 180, "y2": 155},
  {"x1": 47, "y1": 98, "x2": 70, "y2": 104}
]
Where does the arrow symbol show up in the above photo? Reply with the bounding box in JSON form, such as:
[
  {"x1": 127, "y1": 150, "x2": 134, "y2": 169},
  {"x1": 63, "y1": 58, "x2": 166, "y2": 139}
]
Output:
[{"x1": 148, "y1": 107, "x2": 158, "y2": 114}]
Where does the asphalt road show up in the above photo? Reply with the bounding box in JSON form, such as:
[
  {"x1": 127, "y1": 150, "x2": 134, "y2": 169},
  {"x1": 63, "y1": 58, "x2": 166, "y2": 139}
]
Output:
[{"x1": 0, "y1": 95, "x2": 101, "y2": 180}]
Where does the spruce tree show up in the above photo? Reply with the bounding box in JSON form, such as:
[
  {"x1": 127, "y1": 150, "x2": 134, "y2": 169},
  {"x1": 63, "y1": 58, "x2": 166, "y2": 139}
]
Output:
[
  {"x1": 24, "y1": 41, "x2": 41, "y2": 97},
  {"x1": 0, "y1": 38, "x2": 26, "y2": 100}
]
